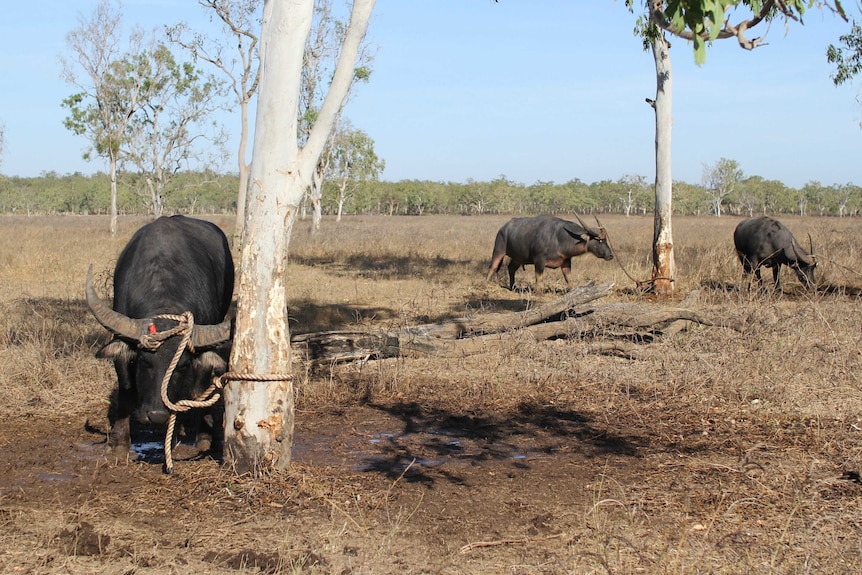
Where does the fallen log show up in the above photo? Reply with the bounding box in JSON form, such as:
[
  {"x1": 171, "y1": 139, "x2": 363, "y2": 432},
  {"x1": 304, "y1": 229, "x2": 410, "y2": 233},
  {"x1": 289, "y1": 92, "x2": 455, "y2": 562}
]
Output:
[
  {"x1": 290, "y1": 283, "x2": 742, "y2": 365},
  {"x1": 291, "y1": 281, "x2": 614, "y2": 363}
]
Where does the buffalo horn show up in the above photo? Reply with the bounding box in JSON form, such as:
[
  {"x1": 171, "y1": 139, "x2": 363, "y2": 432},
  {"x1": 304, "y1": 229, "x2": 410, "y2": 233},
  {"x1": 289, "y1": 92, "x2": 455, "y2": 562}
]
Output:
[
  {"x1": 593, "y1": 215, "x2": 608, "y2": 240},
  {"x1": 791, "y1": 240, "x2": 814, "y2": 267},
  {"x1": 87, "y1": 265, "x2": 232, "y2": 348},
  {"x1": 86, "y1": 265, "x2": 149, "y2": 340},
  {"x1": 191, "y1": 318, "x2": 233, "y2": 349},
  {"x1": 573, "y1": 213, "x2": 602, "y2": 238}
]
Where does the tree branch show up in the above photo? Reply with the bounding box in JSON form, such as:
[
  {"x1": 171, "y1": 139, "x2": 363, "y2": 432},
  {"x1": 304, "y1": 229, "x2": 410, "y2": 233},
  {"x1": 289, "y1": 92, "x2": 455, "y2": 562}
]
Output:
[{"x1": 649, "y1": 0, "x2": 800, "y2": 52}]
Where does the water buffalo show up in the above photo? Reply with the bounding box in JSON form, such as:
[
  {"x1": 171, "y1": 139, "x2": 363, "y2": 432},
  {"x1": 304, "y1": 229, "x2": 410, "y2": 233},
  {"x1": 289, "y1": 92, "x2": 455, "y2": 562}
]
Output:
[
  {"x1": 733, "y1": 216, "x2": 816, "y2": 290},
  {"x1": 86, "y1": 215, "x2": 234, "y2": 459},
  {"x1": 487, "y1": 215, "x2": 614, "y2": 293}
]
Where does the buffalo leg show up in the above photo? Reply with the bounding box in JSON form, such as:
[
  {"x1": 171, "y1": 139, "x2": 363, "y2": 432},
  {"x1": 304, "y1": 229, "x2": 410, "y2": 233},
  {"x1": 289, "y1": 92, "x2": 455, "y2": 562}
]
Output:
[
  {"x1": 772, "y1": 265, "x2": 782, "y2": 291},
  {"x1": 107, "y1": 387, "x2": 135, "y2": 460},
  {"x1": 534, "y1": 264, "x2": 546, "y2": 294},
  {"x1": 753, "y1": 267, "x2": 764, "y2": 288},
  {"x1": 195, "y1": 406, "x2": 224, "y2": 455},
  {"x1": 507, "y1": 260, "x2": 519, "y2": 290},
  {"x1": 560, "y1": 259, "x2": 573, "y2": 287},
  {"x1": 487, "y1": 253, "x2": 506, "y2": 282}
]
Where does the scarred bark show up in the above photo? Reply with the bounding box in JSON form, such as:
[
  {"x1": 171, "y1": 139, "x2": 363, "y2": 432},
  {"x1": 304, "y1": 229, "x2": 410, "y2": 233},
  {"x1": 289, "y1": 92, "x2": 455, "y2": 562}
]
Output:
[
  {"x1": 224, "y1": 0, "x2": 375, "y2": 475},
  {"x1": 650, "y1": 31, "x2": 676, "y2": 296}
]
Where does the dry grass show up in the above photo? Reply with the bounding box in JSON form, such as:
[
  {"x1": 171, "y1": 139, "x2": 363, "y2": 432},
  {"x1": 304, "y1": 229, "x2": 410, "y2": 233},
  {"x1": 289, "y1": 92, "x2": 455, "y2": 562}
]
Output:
[{"x1": 1, "y1": 213, "x2": 861, "y2": 574}]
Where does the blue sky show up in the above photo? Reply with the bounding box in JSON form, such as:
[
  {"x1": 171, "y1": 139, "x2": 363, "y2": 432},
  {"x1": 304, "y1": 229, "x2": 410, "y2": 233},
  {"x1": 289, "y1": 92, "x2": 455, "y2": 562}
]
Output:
[{"x1": 1, "y1": 1, "x2": 859, "y2": 189}]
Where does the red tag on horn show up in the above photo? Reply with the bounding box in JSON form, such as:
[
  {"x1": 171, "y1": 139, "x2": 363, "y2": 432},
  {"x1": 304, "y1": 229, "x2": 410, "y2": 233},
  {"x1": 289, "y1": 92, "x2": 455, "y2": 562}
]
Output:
[{"x1": 148, "y1": 323, "x2": 157, "y2": 334}]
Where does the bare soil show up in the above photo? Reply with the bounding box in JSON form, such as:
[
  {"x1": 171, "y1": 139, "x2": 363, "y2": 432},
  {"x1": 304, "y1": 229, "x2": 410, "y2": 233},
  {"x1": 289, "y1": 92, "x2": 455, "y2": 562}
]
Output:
[{"x1": 2, "y1": 214, "x2": 862, "y2": 574}]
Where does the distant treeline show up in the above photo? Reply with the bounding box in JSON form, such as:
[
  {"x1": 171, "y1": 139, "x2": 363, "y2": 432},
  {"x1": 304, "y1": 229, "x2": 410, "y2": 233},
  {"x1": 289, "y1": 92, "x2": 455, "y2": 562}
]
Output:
[{"x1": 1, "y1": 171, "x2": 860, "y2": 217}]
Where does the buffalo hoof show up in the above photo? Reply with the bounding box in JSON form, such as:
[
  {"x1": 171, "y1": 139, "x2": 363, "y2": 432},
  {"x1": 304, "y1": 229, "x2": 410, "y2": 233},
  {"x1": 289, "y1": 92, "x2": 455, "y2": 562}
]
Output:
[
  {"x1": 196, "y1": 436, "x2": 212, "y2": 453},
  {"x1": 196, "y1": 432, "x2": 222, "y2": 455},
  {"x1": 104, "y1": 442, "x2": 137, "y2": 464}
]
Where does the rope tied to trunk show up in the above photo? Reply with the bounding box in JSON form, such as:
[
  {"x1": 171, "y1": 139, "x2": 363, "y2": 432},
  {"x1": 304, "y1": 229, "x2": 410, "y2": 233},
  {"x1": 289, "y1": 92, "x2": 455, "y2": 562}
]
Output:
[{"x1": 219, "y1": 371, "x2": 294, "y2": 383}]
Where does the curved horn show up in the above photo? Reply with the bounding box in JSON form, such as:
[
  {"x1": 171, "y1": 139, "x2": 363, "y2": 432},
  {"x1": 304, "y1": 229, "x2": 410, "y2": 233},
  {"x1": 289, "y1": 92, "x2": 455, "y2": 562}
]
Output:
[
  {"x1": 573, "y1": 213, "x2": 602, "y2": 238},
  {"x1": 191, "y1": 318, "x2": 233, "y2": 349},
  {"x1": 808, "y1": 233, "x2": 816, "y2": 262},
  {"x1": 791, "y1": 240, "x2": 814, "y2": 267},
  {"x1": 593, "y1": 215, "x2": 608, "y2": 240},
  {"x1": 86, "y1": 265, "x2": 148, "y2": 340}
]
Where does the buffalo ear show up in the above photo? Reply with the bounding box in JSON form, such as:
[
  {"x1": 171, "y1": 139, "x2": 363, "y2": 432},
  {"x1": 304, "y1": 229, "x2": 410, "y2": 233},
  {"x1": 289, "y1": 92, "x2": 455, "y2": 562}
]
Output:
[
  {"x1": 97, "y1": 339, "x2": 136, "y2": 363},
  {"x1": 194, "y1": 350, "x2": 227, "y2": 374}
]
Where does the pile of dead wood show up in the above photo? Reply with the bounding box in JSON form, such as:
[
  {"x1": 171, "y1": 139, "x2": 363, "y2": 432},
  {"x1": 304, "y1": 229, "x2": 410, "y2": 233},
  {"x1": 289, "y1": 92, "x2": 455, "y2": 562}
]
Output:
[{"x1": 291, "y1": 281, "x2": 743, "y2": 364}]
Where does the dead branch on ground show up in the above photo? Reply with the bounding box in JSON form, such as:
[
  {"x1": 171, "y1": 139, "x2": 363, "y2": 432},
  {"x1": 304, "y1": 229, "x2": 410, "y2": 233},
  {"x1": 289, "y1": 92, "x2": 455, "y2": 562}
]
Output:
[{"x1": 290, "y1": 281, "x2": 743, "y2": 365}]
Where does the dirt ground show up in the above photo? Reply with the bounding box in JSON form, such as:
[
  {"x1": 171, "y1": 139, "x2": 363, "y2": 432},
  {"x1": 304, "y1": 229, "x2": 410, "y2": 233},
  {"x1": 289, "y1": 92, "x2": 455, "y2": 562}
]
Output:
[
  {"x1": 2, "y1": 214, "x2": 862, "y2": 574},
  {"x1": 3, "y1": 354, "x2": 862, "y2": 575}
]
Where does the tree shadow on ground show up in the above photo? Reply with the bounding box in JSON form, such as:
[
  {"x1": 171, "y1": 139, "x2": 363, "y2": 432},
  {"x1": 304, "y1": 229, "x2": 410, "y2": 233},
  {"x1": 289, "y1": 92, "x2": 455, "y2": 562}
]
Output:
[
  {"x1": 1, "y1": 297, "x2": 107, "y2": 354},
  {"x1": 701, "y1": 278, "x2": 862, "y2": 298},
  {"x1": 288, "y1": 300, "x2": 401, "y2": 335},
  {"x1": 355, "y1": 400, "x2": 645, "y2": 486},
  {"x1": 292, "y1": 254, "x2": 474, "y2": 280}
]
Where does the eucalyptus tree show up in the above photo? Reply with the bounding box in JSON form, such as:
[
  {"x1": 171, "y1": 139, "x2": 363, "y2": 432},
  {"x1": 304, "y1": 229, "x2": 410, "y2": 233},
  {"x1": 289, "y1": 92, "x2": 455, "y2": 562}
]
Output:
[
  {"x1": 167, "y1": 0, "x2": 261, "y2": 241},
  {"x1": 122, "y1": 42, "x2": 228, "y2": 217},
  {"x1": 0, "y1": 122, "x2": 5, "y2": 171},
  {"x1": 619, "y1": 174, "x2": 649, "y2": 216},
  {"x1": 300, "y1": 0, "x2": 374, "y2": 234},
  {"x1": 702, "y1": 158, "x2": 743, "y2": 217},
  {"x1": 736, "y1": 176, "x2": 764, "y2": 216},
  {"x1": 828, "y1": 21, "x2": 862, "y2": 124},
  {"x1": 326, "y1": 120, "x2": 384, "y2": 221},
  {"x1": 833, "y1": 182, "x2": 861, "y2": 216},
  {"x1": 794, "y1": 184, "x2": 810, "y2": 215},
  {"x1": 626, "y1": 0, "x2": 844, "y2": 294},
  {"x1": 800, "y1": 180, "x2": 832, "y2": 215},
  {"x1": 224, "y1": 0, "x2": 374, "y2": 475},
  {"x1": 739, "y1": 176, "x2": 791, "y2": 216},
  {"x1": 61, "y1": 0, "x2": 145, "y2": 236}
]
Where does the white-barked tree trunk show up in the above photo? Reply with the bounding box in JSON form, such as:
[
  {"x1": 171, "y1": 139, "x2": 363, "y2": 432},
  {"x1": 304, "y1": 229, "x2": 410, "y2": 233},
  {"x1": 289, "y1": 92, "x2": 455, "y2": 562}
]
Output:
[
  {"x1": 651, "y1": 30, "x2": 675, "y2": 296},
  {"x1": 223, "y1": 0, "x2": 375, "y2": 475}
]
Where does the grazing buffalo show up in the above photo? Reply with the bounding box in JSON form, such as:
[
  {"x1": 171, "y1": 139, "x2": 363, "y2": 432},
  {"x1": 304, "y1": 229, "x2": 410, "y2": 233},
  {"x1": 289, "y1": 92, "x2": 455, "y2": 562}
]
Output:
[
  {"x1": 86, "y1": 215, "x2": 234, "y2": 458},
  {"x1": 733, "y1": 216, "x2": 817, "y2": 290},
  {"x1": 487, "y1": 215, "x2": 614, "y2": 293}
]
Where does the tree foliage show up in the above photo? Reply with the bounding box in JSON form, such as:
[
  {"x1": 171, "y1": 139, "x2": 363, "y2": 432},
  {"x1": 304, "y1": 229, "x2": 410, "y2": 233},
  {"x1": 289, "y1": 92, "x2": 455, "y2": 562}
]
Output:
[
  {"x1": 651, "y1": 0, "x2": 847, "y2": 63},
  {"x1": 702, "y1": 157, "x2": 743, "y2": 216},
  {"x1": 301, "y1": 0, "x2": 375, "y2": 233},
  {"x1": 121, "y1": 42, "x2": 228, "y2": 216},
  {"x1": 0, "y1": 122, "x2": 5, "y2": 171},
  {"x1": 62, "y1": 2, "x2": 228, "y2": 221},
  {"x1": 168, "y1": 0, "x2": 262, "y2": 238},
  {"x1": 325, "y1": 119, "x2": 384, "y2": 220},
  {"x1": 4, "y1": 169, "x2": 859, "y2": 218},
  {"x1": 827, "y1": 21, "x2": 862, "y2": 86},
  {"x1": 61, "y1": 0, "x2": 147, "y2": 234}
]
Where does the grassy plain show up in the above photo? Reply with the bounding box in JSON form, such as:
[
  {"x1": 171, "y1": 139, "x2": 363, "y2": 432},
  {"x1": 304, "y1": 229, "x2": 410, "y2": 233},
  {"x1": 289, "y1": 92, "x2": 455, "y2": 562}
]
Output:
[{"x1": 0, "y1": 213, "x2": 861, "y2": 574}]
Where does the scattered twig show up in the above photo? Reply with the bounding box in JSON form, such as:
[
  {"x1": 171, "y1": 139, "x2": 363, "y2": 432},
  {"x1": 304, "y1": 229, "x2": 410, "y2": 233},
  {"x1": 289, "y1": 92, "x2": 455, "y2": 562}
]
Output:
[{"x1": 459, "y1": 532, "x2": 564, "y2": 554}]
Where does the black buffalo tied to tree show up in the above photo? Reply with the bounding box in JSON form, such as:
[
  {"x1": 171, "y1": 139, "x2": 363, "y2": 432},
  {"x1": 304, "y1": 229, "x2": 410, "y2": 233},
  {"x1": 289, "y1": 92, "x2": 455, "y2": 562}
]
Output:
[
  {"x1": 86, "y1": 215, "x2": 234, "y2": 460},
  {"x1": 733, "y1": 216, "x2": 817, "y2": 290},
  {"x1": 487, "y1": 214, "x2": 614, "y2": 293}
]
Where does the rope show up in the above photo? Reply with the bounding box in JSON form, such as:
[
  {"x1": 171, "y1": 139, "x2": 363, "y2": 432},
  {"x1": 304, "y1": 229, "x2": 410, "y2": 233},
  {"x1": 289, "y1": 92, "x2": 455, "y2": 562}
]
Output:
[
  {"x1": 142, "y1": 311, "x2": 294, "y2": 474},
  {"x1": 602, "y1": 230, "x2": 662, "y2": 292},
  {"x1": 220, "y1": 371, "x2": 294, "y2": 383},
  {"x1": 823, "y1": 257, "x2": 862, "y2": 279},
  {"x1": 140, "y1": 311, "x2": 214, "y2": 474}
]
